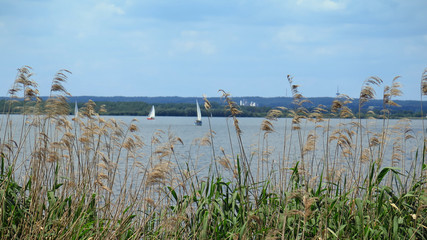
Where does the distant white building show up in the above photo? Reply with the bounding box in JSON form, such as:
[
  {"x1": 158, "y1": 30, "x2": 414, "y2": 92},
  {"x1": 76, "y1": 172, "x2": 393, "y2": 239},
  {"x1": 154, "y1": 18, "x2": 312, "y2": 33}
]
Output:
[{"x1": 240, "y1": 99, "x2": 257, "y2": 107}]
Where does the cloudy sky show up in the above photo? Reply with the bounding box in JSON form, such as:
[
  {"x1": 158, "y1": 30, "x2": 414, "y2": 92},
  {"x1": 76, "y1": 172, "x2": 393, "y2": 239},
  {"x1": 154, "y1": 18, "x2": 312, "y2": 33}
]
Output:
[{"x1": 0, "y1": 0, "x2": 426, "y2": 99}]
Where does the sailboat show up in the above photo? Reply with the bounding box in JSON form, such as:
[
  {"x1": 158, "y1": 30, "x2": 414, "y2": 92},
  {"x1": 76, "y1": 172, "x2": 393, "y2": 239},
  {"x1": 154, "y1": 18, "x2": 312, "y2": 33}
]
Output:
[
  {"x1": 147, "y1": 105, "x2": 155, "y2": 120},
  {"x1": 194, "y1": 100, "x2": 202, "y2": 126},
  {"x1": 74, "y1": 102, "x2": 78, "y2": 119}
]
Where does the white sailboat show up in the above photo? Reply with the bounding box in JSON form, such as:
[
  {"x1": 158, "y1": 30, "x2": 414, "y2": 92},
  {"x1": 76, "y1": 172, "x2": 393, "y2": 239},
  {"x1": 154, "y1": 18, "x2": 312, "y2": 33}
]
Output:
[
  {"x1": 195, "y1": 100, "x2": 202, "y2": 126},
  {"x1": 147, "y1": 105, "x2": 155, "y2": 120},
  {"x1": 74, "y1": 102, "x2": 78, "y2": 118}
]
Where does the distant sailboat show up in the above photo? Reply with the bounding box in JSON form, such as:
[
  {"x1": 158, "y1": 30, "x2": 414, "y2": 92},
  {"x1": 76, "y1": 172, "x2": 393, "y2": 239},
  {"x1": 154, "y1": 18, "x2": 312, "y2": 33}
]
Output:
[
  {"x1": 195, "y1": 100, "x2": 202, "y2": 126},
  {"x1": 74, "y1": 102, "x2": 78, "y2": 118},
  {"x1": 147, "y1": 105, "x2": 155, "y2": 120}
]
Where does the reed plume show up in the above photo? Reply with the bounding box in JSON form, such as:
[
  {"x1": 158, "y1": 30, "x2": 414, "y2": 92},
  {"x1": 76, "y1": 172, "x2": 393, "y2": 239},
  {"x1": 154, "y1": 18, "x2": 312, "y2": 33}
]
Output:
[
  {"x1": 359, "y1": 76, "x2": 383, "y2": 107},
  {"x1": 421, "y1": 68, "x2": 427, "y2": 96},
  {"x1": 331, "y1": 94, "x2": 354, "y2": 118},
  {"x1": 203, "y1": 94, "x2": 211, "y2": 110},
  {"x1": 45, "y1": 70, "x2": 72, "y2": 117}
]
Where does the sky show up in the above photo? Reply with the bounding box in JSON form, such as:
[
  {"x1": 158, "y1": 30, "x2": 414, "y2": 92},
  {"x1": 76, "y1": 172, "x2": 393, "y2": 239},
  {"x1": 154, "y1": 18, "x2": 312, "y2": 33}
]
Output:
[{"x1": 0, "y1": 0, "x2": 426, "y2": 100}]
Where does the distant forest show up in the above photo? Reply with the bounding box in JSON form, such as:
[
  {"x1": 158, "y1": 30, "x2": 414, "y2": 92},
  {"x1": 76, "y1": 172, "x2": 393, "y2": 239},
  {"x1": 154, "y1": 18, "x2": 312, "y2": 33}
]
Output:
[{"x1": 1, "y1": 96, "x2": 426, "y2": 118}]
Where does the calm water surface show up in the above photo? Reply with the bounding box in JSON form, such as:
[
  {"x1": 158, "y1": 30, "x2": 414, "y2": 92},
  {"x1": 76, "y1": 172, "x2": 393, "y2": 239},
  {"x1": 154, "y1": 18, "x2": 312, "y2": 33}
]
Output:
[{"x1": 1, "y1": 115, "x2": 425, "y2": 187}]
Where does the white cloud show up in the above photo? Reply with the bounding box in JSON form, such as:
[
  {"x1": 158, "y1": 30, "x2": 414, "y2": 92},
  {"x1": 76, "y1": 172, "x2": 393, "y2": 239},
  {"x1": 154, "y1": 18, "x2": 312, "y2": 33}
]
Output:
[
  {"x1": 296, "y1": 0, "x2": 347, "y2": 11},
  {"x1": 403, "y1": 44, "x2": 427, "y2": 56},
  {"x1": 115, "y1": 30, "x2": 154, "y2": 54},
  {"x1": 53, "y1": 2, "x2": 126, "y2": 40},
  {"x1": 171, "y1": 40, "x2": 216, "y2": 55},
  {"x1": 313, "y1": 46, "x2": 336, "y2": 56},
  {"x1": 275, "y1": 25, "x2": 333, "y2": 44},
  {"x1": 276, "y1": 26, "x2": 306, "y2": 43},
  {"x1": 180, "y1": 30, "x2": 199, "y2": 38},
  {"x1": 169, "y1": 30, "x2": 217, "y2": 55},
  {"x1": 94, "y1": 2, "x2": 125, "y2": 16}
]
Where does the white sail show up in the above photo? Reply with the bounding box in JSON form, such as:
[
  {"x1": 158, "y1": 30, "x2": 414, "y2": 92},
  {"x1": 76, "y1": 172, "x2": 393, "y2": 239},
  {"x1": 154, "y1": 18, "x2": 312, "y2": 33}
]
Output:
[
  {"x1": 195, "y1": 100, "x2": 202, "y2": 125},
  {"x1": 147, "y1": 105, "x2": 155, "y2": 119},
  {"x1": 196, "y1": 100, "x2": 202, "y2": 121},
  {"x1": 74, "y1": 102, "x2": 78, "y2": 118}
]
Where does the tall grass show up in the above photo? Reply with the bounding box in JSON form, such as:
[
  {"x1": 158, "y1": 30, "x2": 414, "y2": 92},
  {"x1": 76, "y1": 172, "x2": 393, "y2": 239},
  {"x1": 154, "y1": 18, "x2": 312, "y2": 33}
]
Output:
[{"x1": 0, "y1": 66, "x2": 426, "y2": 239}]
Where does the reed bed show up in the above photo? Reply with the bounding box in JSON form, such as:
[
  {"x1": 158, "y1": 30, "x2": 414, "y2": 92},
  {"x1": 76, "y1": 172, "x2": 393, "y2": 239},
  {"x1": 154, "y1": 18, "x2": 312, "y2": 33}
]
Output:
[{"x1": 0, "y1": 66, "x2": 426, "y2": 239}]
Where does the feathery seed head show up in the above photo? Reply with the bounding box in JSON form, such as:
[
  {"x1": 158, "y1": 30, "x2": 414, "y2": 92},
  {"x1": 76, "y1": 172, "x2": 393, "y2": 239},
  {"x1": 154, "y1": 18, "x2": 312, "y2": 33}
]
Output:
[
  {"x1": 421, "y1": 68, "x2": 427, "y2": 95},
  {"x1": 266, "y1": 109, "x2": 283, "y2": 120},
  {"x1": 203, "y1": 94, "x2": 211, "y2": 110},
  {"x1": 261, "y1": 120, "x2": 274, "y2": 133},
  {"x1": 218, "y1": 156, "x2": 232, "y2": 170},
  {"x1": 146, "y1": 162, "x2": 173, "y2": 186},
  {"x1": 129, "y1": 123, "x2": 138, "y2": 132}
]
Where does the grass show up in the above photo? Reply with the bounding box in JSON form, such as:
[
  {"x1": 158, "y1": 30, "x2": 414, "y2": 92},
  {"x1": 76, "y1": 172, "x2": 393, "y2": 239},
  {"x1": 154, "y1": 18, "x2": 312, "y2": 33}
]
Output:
[{"x1": 0, "y1": 66, "x2": 426, "y2": 239}]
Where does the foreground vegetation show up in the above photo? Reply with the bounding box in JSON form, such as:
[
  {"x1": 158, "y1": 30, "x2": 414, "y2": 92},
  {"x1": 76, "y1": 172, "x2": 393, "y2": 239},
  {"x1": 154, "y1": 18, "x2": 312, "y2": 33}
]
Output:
[{"x1": 0, "y1": 66, "x2": 426, "y2": 239}]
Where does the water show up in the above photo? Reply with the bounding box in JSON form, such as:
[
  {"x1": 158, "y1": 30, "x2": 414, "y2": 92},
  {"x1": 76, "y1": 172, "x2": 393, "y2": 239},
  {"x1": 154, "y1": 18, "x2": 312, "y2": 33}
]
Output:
[{"x1": 1, "y1": 114, "x2": 425, "y2": 193}]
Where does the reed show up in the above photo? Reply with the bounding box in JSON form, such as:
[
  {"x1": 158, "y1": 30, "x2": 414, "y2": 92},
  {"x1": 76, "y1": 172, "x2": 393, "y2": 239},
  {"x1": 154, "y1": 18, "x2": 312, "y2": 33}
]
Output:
[{"x1": 0, "y1": 66, "x2": 426, "y2": 239}]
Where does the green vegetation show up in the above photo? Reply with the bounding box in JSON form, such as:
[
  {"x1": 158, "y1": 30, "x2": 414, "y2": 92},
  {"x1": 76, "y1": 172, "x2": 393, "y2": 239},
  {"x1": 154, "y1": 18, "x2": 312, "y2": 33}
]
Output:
[
  {"x1": 2, "y1": 98, "x2": 426, "y2": 118},
  {"x1": 92, "y1": 101, "x2": 274, "y2": 117},
  {"x1": 0, "y1": 66, "x2": 426, "y2": 239}
]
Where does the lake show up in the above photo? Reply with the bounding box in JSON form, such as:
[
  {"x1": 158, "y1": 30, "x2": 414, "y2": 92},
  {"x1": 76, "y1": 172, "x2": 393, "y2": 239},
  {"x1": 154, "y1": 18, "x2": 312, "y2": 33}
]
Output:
[{"x1": 1, "y1": 114, "x2": 425, "y2": 193}]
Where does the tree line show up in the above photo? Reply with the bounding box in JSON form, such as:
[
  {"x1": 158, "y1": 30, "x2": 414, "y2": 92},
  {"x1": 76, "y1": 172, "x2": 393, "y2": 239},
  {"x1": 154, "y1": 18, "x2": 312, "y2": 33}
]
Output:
[{"x1": 1, "y1": 99, "x2": 426, "y2": 118}]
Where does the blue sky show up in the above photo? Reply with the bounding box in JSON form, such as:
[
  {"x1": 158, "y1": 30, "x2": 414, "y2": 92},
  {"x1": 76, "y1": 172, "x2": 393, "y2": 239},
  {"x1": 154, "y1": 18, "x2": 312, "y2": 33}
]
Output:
[{"x1": 0, "y1": 0, "x2": 426, "y2": 99}]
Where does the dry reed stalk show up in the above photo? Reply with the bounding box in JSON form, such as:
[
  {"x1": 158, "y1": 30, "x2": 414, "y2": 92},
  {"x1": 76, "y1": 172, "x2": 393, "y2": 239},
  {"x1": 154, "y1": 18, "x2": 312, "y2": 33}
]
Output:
[
  {"x1": 260, "y1": 119, "x2": 275, "y2": 181},
  {"x1": 219, "y1": 89, "x2": 254, "y2": 185}
]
